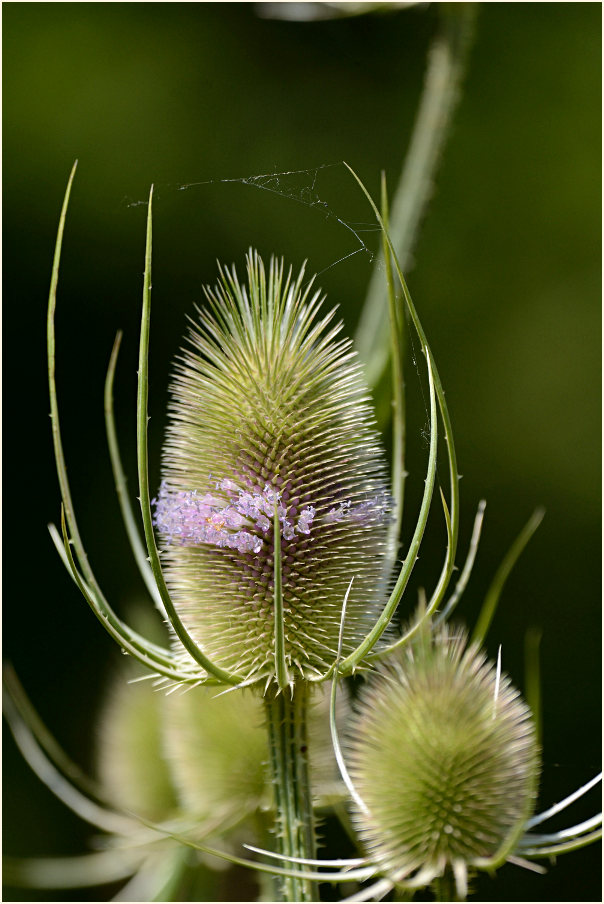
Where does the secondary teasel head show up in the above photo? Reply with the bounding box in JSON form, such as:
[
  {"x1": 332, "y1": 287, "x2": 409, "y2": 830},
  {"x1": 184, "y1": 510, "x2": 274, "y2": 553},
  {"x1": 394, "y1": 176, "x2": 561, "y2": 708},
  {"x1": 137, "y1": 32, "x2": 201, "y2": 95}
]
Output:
[
  {"x1": 346, "y1": 625, "x2": 540, "y2": 895},
  {"x1": 153, "y1": 251, "x2": 392, "y2": 685}
]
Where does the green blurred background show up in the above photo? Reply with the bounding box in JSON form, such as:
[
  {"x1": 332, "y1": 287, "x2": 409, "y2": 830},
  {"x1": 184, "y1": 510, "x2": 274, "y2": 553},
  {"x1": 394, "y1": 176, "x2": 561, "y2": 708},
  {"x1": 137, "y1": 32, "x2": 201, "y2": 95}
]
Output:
[{"x1": 3, "y1": 2, "x2": 600, "y2": 901}]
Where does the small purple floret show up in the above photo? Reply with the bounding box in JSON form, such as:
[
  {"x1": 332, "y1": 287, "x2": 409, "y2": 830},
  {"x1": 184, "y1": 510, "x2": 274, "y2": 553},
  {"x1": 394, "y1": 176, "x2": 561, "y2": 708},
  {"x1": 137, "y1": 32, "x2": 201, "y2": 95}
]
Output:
[
  {"x1": 153, "y1": 478, "x2": 320, "y2": 555},
  {"x1": 325, "y1": 493, "x2": 391, "y2": 526},
  {"x1": 297, "y1": 506, "x2": 316, "y2": 535}
]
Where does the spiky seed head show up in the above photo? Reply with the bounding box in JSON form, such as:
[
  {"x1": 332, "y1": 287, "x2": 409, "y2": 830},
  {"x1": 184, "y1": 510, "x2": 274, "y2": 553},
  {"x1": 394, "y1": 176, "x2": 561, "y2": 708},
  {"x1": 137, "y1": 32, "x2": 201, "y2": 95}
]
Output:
[
  {"x1": 97, "y1": 665, "x2": 348, "y2": 833},
  {"x1": 164, "y1": 682, "x2": 347, "y2": 825},
  {"x1": 347, "y1": 625, "x2": 540, "y2": 890},
  {"x1": 162, "y1": 685, "x2": 270, "y2": 826},
  {"x1": 154, "y1": 250, "x2": 392, "y2": 684},
  {"x1": 96, "y1": 668, "x2": 271, "y2": 834},
  {"x1": 96, "y1": 668, "x2": 178, "y2": 821}
]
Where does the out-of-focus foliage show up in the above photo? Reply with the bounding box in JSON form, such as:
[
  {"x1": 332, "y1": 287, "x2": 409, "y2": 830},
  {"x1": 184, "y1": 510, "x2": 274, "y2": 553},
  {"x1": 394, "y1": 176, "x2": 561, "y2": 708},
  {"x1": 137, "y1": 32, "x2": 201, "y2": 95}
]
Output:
[{"x1": 3, "y1": 3, "x2": 600, "y2": 901}]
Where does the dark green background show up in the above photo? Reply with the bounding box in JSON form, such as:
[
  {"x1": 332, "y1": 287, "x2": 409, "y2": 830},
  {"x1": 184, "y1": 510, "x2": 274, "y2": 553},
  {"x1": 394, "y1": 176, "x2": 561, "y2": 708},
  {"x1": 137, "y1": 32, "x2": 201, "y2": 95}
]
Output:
[{"x1": 3, "y1": 3, "x2": 601, "y2": 901}]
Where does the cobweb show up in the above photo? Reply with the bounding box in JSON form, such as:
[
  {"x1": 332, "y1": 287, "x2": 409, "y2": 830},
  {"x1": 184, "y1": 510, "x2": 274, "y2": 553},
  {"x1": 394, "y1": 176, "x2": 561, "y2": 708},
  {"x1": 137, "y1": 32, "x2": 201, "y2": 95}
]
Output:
[
  {"x1": 125, "y1": 161, "x2": 383, "y2": 279},
  {"x1": 123, "y1": 160, "x2": 436, "y2": 462},
  {"x1": 179, "y1": 163, "x2": 380, "y2": 275},
  {"x1": 124, "y1": 160, "x2": 433, "y2": 384}
]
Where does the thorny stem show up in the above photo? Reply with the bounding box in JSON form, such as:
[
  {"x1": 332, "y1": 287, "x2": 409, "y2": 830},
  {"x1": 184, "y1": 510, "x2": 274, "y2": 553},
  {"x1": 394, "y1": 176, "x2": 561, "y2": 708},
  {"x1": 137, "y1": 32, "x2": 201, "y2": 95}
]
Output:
[
  {"x1": 264, "y1": 685, "x2": 317, "y2": 902},
  {"x1": 434, "y1": 867, "x2": 462, "y2": 902}
]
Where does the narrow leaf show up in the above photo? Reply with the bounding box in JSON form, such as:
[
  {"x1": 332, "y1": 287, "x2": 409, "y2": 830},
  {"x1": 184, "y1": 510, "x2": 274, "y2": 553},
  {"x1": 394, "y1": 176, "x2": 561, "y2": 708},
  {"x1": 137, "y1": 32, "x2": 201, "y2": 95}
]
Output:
[
  {"x1": 3, "y1": 851, "x2": 143, "y2": 890},
  {"x1": 524, "y1": 627, "x2": 543, "y2": 745},
  {"x1": 135, "y1": 185, "x2": 242, "y2": 687},
  {"x1": 472, "y1": 508, "x2": 545, "y2": 646},
  {"x1": 381, "y1": 171, "x2": 406, "y2": 571},
  {"x1": 46, "y1": 164, "x2": 180, "y2": 675},
  {"x1": 435, "y1": 499, "x2": 486, "y2": 625},
  {"x1": 339, "y1": 351, "x2": 437, "y2": 673},
  {"x1": 104, "y1": 330, "x2": 167, "y2": 616},
  {"x1": 526, "y1": 773, "x2": 602, "y2": 829}
]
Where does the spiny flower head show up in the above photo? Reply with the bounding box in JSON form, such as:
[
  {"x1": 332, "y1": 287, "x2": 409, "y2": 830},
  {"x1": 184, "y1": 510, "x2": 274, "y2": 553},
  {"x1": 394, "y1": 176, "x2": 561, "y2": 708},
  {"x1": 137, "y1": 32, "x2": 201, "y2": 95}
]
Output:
[
  {"x1": 87, "y1": 662, "x2": 348, "y2": 850},
  {"x1": 154, "y1": 250, "x2": 392, "y2": 684},
  {"x1": 347, "y1": 624, "x2": 540, "y2": 892},
  {"x1": 96, "y1": 666, "x2": 179, "y2": 822},
  {"x1": 97, "y1": 666, "x2": 269, "y2": 831},
  {"x1": 163, "y1": 682, "x2": 347, "y2": 824}
]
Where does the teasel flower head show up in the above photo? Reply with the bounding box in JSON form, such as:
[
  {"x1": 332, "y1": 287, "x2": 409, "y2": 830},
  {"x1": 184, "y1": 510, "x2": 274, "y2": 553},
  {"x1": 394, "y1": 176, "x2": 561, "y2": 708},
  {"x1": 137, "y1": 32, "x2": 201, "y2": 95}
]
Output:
[
  {"x1": 153, "y1": 250, "x2": 392, "y2": 685},
  {"x1": 96, "y1": 665, "x2": 179, "y2": 822},
  {"x1": 96, "y1": 665, "x2": 292, "y2": 835},
  {"x1": 163, "y1": 681, "x2": 347, "y2": 822},
  {"x1": 346, "y1": 624, "x2": 540, "y2": 896}
]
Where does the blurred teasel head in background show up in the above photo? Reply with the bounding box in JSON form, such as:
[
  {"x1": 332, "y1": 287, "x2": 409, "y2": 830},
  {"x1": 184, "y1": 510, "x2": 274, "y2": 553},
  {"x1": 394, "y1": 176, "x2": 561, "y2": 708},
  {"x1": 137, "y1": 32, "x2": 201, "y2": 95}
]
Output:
[{"x1": 96, "y1": 661, "x2": 343, "y2": 837}]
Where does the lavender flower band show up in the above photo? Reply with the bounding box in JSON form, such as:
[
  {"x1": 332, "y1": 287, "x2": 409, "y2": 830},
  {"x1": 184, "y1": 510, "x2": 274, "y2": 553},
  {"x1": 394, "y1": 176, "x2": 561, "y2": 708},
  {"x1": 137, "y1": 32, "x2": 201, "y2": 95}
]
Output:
[{"x1": 153, "y1": 477, "x2": 390, "y2": 555}]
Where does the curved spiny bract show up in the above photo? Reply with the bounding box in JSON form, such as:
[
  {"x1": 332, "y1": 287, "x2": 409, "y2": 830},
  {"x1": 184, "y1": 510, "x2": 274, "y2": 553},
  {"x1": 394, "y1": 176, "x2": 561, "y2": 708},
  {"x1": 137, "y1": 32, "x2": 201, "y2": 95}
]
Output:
[
  {"x1": 154, "y1": 251, "x2": 392, "y2": 685},
  {"x1": 347, "y1": 625, "x2": 540, "y2": 894}
]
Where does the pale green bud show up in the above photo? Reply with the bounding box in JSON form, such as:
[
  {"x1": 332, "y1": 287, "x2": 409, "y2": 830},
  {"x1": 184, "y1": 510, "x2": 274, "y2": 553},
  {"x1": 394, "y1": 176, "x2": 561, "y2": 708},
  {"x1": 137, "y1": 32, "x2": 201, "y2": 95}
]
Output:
[
  {"x1": 347, "y1": 626, "x2": 540, "y2": 890},
  {"x1": 96, "y1": 665, "x2": 345, "y2": 835}
]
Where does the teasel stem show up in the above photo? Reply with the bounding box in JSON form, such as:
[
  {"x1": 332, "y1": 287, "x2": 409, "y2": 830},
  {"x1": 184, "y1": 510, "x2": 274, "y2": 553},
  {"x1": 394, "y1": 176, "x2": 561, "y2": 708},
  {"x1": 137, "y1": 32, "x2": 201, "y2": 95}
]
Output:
[
  {"x1": 264, "y1": 684, "x2": 317, "y2": 902},
  {"x1": 355, "y1": 2, "x2": 477, "y2": 388},
  {"x1": 433, "y1": 866, "x2": 464, "y2": 903}
]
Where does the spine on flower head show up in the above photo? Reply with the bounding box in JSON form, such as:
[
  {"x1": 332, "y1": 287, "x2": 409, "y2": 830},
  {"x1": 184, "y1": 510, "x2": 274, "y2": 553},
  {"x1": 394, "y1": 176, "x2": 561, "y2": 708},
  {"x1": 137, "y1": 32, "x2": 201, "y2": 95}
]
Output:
[{"x1": 153, "y1": 250, "x2": 393, "y2": 685}]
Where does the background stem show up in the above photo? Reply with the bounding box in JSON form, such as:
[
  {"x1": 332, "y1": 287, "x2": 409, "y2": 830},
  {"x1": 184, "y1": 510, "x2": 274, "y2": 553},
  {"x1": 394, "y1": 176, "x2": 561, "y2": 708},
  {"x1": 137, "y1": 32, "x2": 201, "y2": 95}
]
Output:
[{"x1": 355, "y1": 3, "x2": 477, "y2": 389}]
